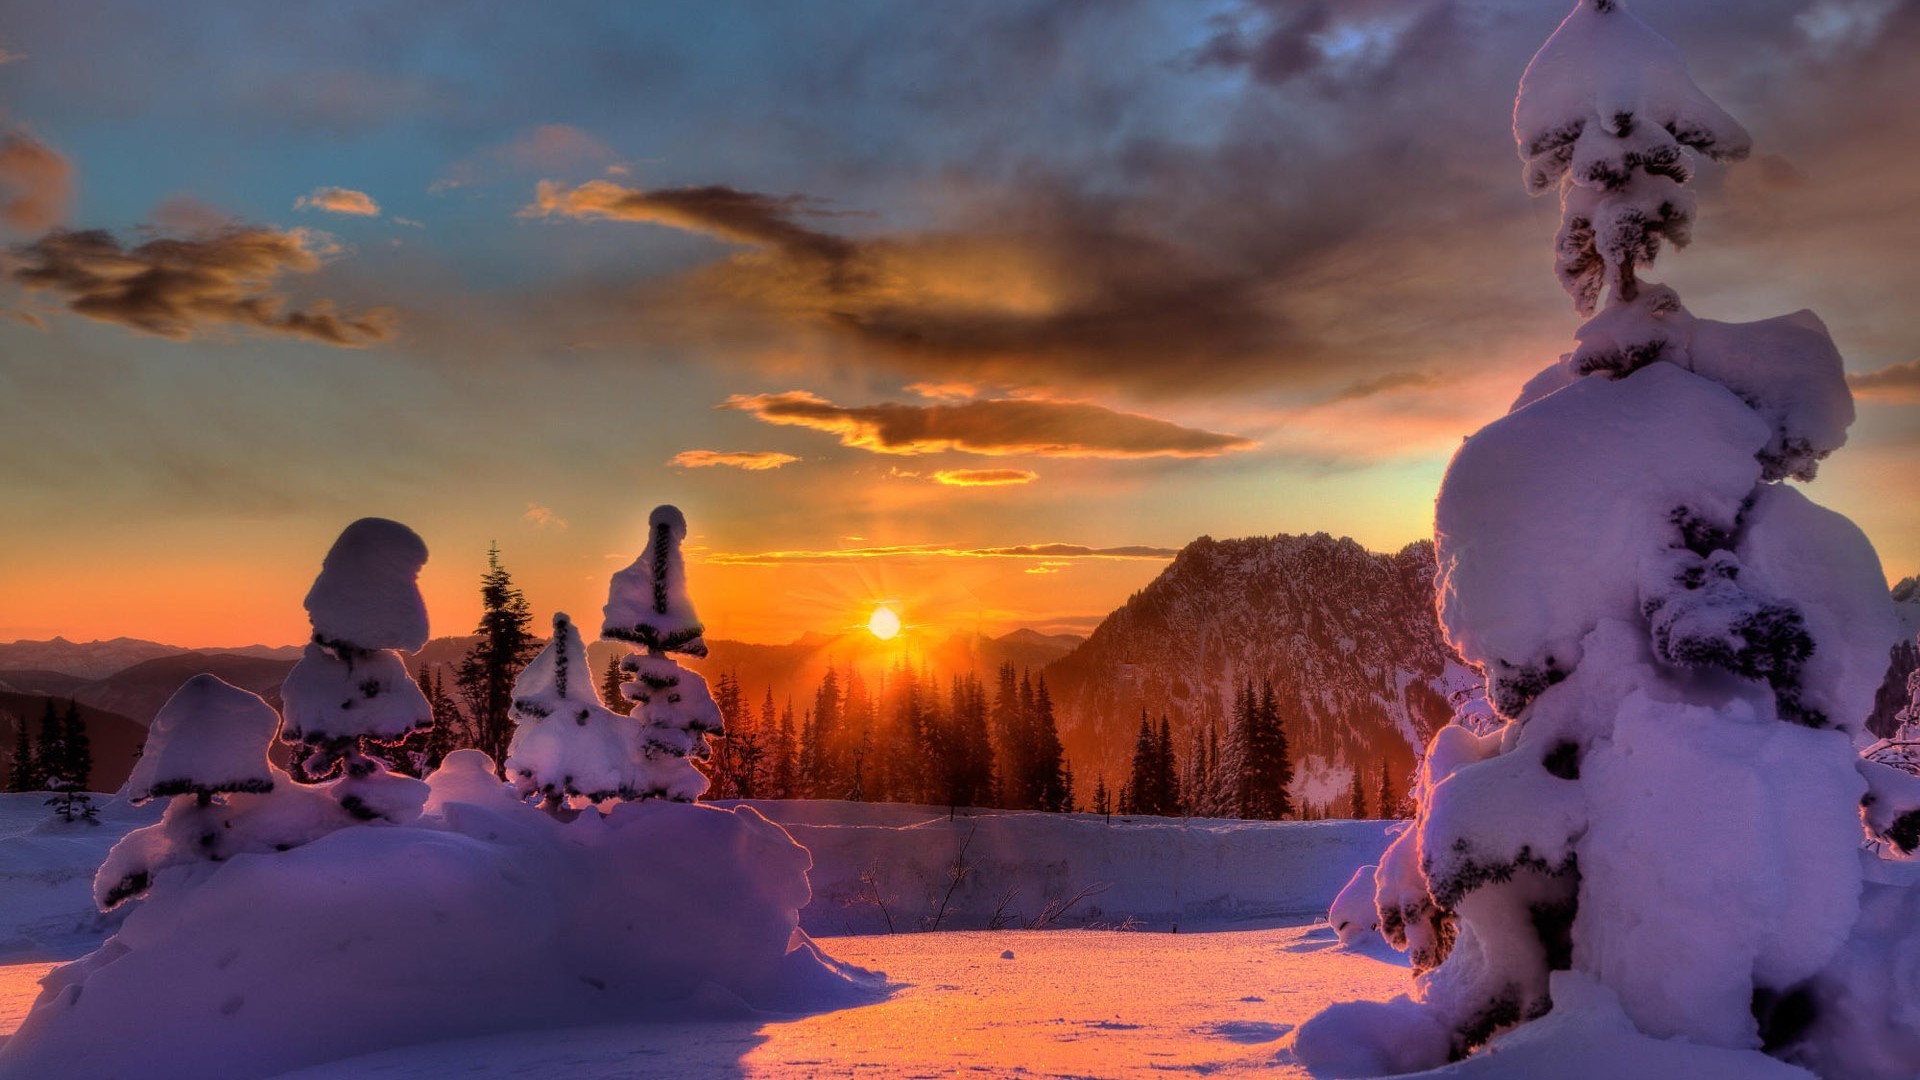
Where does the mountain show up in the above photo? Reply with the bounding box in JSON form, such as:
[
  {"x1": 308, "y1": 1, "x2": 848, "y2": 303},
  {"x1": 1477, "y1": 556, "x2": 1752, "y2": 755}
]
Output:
[
  {"x1": 1043, "y1": 533, "x2": 1475, "y2": 809},
  {"x1": 1867, "y1": 575, "x2": 1920, "y2": 737},
  {"x1": 0, "y1": 637, "x2": 300, "y2": 681}
]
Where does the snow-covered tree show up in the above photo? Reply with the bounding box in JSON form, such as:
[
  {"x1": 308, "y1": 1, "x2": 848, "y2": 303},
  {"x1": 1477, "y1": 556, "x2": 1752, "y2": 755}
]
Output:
[
  {"x1": 505, "y1": 612, "x2": 647, "y2": 811},
  {"x1": 600, "y1": 505, "x2": 725, "y2": 802},
  {"x1": 1298, "y1": 3, "x2": 1909, "y2": 1074},
  {"x1": 279, "y1": 517, "x2": 434, "y2": 823},
  {"x1": 97, "y1": 675, "x2": 348, "y2": 909}
]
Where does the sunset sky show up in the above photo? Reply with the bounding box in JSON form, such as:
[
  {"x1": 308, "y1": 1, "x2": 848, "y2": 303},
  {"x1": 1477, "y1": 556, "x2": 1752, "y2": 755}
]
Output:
[{"x1": 2, "y1": 0, "x2": 1916, "y2": 648}]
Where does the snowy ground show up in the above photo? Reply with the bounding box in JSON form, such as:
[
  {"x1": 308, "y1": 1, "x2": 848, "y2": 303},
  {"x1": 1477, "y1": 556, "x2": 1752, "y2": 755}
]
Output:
[{"x1": 255, "y1": 923, "x2": 1408, "y2": 1079}]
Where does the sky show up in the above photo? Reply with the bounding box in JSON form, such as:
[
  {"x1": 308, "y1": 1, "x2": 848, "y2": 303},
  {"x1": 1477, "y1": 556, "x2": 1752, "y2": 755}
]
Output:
[{"x1": 1, "y1": 0, "x2": 1917, "y2": 648}]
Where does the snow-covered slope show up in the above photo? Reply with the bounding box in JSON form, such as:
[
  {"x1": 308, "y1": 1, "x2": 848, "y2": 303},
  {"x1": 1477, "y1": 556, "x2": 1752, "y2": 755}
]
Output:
[{"x1": 1044, "y1": 535, "x2": 1474, "y2": 801}]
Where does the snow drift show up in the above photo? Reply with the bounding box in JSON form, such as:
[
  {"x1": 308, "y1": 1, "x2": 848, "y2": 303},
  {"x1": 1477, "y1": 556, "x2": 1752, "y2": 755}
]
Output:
[{"x1": 0, "y1": 753, "x2": 879, "y2": 1080}]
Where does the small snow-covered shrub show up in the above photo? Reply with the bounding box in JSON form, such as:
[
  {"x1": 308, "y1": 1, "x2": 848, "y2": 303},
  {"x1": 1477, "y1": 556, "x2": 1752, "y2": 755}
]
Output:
[{"x1": 1308, "y1": 3, "x2": 1909, "y2": 1076}]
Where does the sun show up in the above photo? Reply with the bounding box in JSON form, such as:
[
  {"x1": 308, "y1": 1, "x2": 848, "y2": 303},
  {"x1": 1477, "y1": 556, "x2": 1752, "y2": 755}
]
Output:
[{"x1": 867, "y1": 605, "x2": 903, "y2": 641}]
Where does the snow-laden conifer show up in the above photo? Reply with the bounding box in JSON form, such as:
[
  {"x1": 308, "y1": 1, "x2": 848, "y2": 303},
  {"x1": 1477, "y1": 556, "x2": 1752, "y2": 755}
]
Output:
[
  {"x1": 505, "y1": 612, "x2": 647, "y2": 809},
  {"x1": 279, "y1": 517, "x2": 434, "y2": 823},
  {"x1": 600, "y1": 505, "x2": 724, "y2": 801},
  {"x1": 1299, "y1": 3, "x2": 1909, "y2": 1073}
]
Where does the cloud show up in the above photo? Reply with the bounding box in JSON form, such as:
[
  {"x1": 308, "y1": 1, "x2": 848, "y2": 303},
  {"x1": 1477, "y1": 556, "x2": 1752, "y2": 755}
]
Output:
[
  {"x1": 0, "y1": 127, "x2": 72, "y2": 232},
  {"x1": 524, "y1": 180, "x2": 855, "y2": 267},
  {"x1": 434, "y1": 124, "x2": 617, "y2": 193},
  {"x1": 889, "y1": 467, "x2": 1039, "y2": 487},
  {"x1": 522, "y1": 503, "x2": 568, "y2": 529},
  {"x1": 0, "y1": 44, "x2": 22, "y2": 65},
  {"x1": 720, "y1": 390, "x2": 1254, "y2": 459},
  {"x1": 670, "y1": 449, "x2": 799, "y2": 471},
  {"x1": 8, "y1": 225, "x2": 395, "y2": 346},
  {"x1": 698, "y1": 541, "x2": 1179, "y2": 567},
  {"x1": 1851, "y1": 359, "x2": 1920, "y2": 403},
  {"x1": 294, "y1": 187, "x2": 380, "y2": 217}
]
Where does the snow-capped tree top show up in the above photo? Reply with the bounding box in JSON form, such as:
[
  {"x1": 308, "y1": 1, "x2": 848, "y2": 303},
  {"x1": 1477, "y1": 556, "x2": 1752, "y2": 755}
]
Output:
[
  {"x1": 302, "y1": 517, "x2": 431, "y2": 653},
  {"x1": 279, "y1": 643, "x2": 431, "y2": 744},
  {"x1": 1515, "y1": 0, "x2": 1750, "y2": 187},
  {"x1": 128, "y1": 674, "x2": 279, "y2": 802},
  {"x1": 602, "y1": 504, "x2": 706, "y2": 657},
  {"x1": 511, "y1": 612, "x2": 593, "y2": 720}
]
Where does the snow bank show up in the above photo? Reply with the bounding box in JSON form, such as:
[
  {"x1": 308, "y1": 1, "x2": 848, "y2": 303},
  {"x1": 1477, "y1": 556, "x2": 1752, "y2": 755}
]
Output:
[
  {"x1": 741, "y1": 801, "x2": 1397, "y2": 935},
  {"x1": 0, "y1": 759, "x2": 880, "y2": 1080},
  {"x1": 0, "y1": 794, "x2": 155, "y2": 961}
]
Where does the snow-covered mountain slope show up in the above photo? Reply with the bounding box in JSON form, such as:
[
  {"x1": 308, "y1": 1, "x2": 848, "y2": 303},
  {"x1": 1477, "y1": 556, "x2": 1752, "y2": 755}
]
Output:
[
  {"x1": 1044, "y1": 534, "x2": 1477, "y2": 802},
  {"x1": 1868, "y1": 574, "x2": 1920, "y2": 737}
]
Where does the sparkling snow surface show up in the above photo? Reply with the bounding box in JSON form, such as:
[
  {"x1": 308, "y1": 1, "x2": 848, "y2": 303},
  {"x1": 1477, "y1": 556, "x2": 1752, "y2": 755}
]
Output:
[{"x1": 254, "y1": 923, "x2": 1411, "y2": 1080}]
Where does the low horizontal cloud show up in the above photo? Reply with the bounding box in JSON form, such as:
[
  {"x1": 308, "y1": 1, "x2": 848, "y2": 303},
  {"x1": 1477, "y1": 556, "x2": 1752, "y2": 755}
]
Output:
[
  {"x1": 294, "y1": 187, "x2": 380, "y2": 217},
  {"x1": 720, "y1": 390, "x2": 1253, "y2": 459},
  {"x1": 670, "y1": 449, "x2": 799, "y2": 471},
  {"x1": 698, "y1": 541, "x2": 1179, "y2": 567},
  {"x1": 8, "y1": 225, "x2": 394, "y2": 346},
  {"x1": 934, "y1": 468, "x2": 1037, "y2": 487},
  {"x1": 0, "y1": 127, "x2": 72, "y2": 232},
  {"x1": 525, "y1": 180, "x2": 854, "y2": 267},
  {"x1": 1851, "y1": 359, "x2": 1920, "y2": 403}
]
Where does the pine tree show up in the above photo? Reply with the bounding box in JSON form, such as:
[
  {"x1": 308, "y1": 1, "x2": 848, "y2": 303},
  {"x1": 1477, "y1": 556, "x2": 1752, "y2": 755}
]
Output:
[
  {"x1": 1155, "y1": 716, "x2": 1179, "y2": 816},
  {"x1": 1377, "y1": 761, "x2": 1398, "y2": 819},
  {"x1": 989, "y1": 663, "x2": 1021, "y2": 808},
  {"x1": 36, "y1": 700, "x2": 64, "y2": 787},
  {"x1": 5, "y1": 711, "x2": 35, "y2": 793},
  {"x1": 1093, "y1": 773, "x2": 1111, "y2": 819},
  {"x1": 505, "y1": 612, "x2": 647, "y2": 811},
  {"x1": 455, "y1": 545, "x2": 542, "y2": 771},
  {"x1": 770, "y1": 697, "x2": 798, "y2": 798},
  {"x1": 600, "y1": 655, "x2": 633, "y2": 716},
  {"x1": 1124, "y1": 712, "x2": 1155, "y2": 815},
  {"x1": 60, "y1": 700, "x2": 91, "y2": 791},
  {"x1": 1031, "y1": 676, "x2": 1069, "y2": 812},
  {"x1": 1348, "y1": 762, "x2": 1368, "y2": 820},
  {"x1": 1240, "y1": 681, "x2": 1294, "y2": 820}
]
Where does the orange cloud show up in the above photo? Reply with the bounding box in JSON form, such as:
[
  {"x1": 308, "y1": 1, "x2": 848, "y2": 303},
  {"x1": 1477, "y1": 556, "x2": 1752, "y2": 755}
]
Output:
[
  {"x1": 720, "y1": 390, "x2": 1254, "y2": 459},
  {"x1": 0, "y1": 127, "x2": 72, "y2": 232},
  {"x1": 933, "y1": 468, "x2": 1038, "y2": 486},
  {"x1": 9, "y1": 225, "x2": 394, "y2": 346},
  {"x1": 294, "y1": 187, "x2": 380, "y2": 217},
  {"x1": 1851, "y1": 359, "x2": 1920, "y2": 404},
  {"x1": 522, "y1": 503, "x2": 568, "y2": 529},
  {"x1": 670, "y1": 449, "x2": 799, "y2": 471}
]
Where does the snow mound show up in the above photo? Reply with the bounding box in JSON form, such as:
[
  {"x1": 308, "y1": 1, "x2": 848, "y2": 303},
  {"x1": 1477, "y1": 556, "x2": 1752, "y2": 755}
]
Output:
[
  {"x1": 300, "y1": 517, "x2": 430, "y2": 653},
  {"x1": 0, "y1": 760, "x2": 881, "y2": 1080}
]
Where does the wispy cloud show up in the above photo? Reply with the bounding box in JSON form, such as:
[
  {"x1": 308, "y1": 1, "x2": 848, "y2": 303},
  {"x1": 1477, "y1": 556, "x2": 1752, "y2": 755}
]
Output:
[
  {"x1": 294, "y1": 186, "x2": 380, "y2": 217},
  {"x1": 891, "y1": 467, "x2": 1039, "y2": 487},
  {"x1": 670, "y1": 449, "x2": 799, "y2": 471},
  {"x1": 698, "y1": 542, "x2": 1179, "y2": 567},
  {"x1": 1851, "y1": 359, "x2": 1920, "y2": 403},
  {"x1": 435, "y1": 125, "x2": 617, "y2": 193},
  {"x1": 721, "y1": 390, "x2": 1253, "y2": 459},
  {"x1": 522, "y1": 503, "x2": 568, "y2": 529},
  {"x1": 0, "y1": 127, "x2": 72, "y2": 232},
  {"x1": 8, "y1": 224, "x2": 394, "y2": 346}
]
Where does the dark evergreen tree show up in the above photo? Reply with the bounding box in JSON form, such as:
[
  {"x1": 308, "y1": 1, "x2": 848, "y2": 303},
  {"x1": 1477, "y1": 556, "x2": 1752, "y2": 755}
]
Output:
[
  {"x1": 770, "y1": 697, "x2": 798, "y2": 798},
  {"x1": 1241, "y1": 680, "x2": 1294, "y2": 820},
  {"x1": 989, "y1": 663, "x2": 1021, "y2": 807},
  {"x1": 1093, "y1": 773, "x2": 1111, "y2": 819},
  {"x1": 5, "y1": 711, "x2": 35, "y2": 793},
  {"x1": 59, "y1": 700, "x2": 91, "y2": 790},
  {"x1": 600, "y1": 655, "x2": 633, "y2": 715},
  {"x1": 1155, "y1": 716, "x2": 1179, "y2": 816},
  {"x1": 1124, "y1": 712, "x2": 1155, "y2": 815},
  {"x1": 454, "y1": 546, "x2": 542, "y2": 772},
  {"x1": 1349, "y1": 761, "x2": 1369, "y2": 820},
  {"x1": 1031, "y1": 676, "x2": 1069, "y2": 812},
  {"x1": 36, "y1": 700, "x2": 63, "y2": 787},
  {"x1": 1377, "y1": 761, "x2": 1399, "y2": 820}
]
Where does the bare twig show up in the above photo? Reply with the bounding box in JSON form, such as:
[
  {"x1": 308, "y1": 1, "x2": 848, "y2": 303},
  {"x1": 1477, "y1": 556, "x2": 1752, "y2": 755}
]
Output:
[
  {"x1": 1027, "y1": 881, "x2": 1112, "y2": 930},
  {"x1": 988, "y1": 885, "x2": 1022, "y2": 931},
  {"x1": 855, "y1": 861, "x2": 895, "y2": 934},
  {"x1": 925, "y1": 821, "x2": 978, "y2": 932}
]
